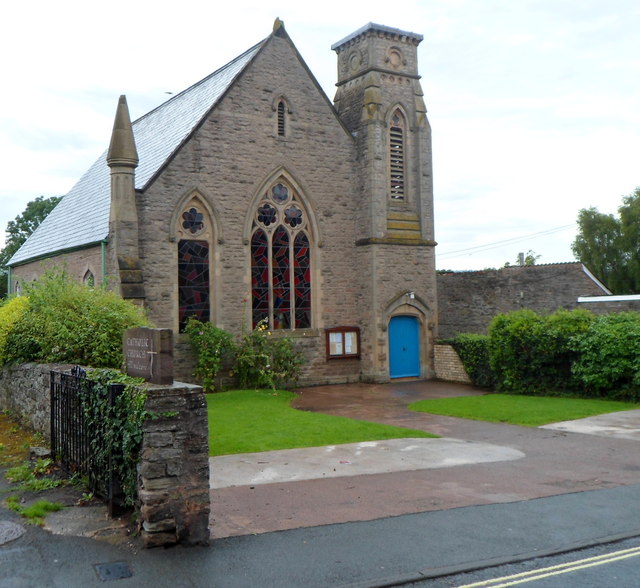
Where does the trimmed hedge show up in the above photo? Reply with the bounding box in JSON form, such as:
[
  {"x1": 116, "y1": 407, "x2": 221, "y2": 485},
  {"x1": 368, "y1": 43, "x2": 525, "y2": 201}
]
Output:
[
  {"x1": 487, "y1": 309, "x2": 594, "y2": 395},
  {"x1": 447, "y1": 333, "x2": 495, "y2": 389},
  {"x1": 570, "y1": 312, "x2": 640, "y2": 401}
]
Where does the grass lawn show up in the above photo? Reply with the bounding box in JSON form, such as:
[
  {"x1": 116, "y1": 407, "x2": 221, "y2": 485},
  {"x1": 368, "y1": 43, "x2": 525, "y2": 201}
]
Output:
[
  {"x1": 409, "y1": 394, "x2": 640, "y2": 427},
  {"x1": 207, "y1": 389, "x2": 437, "y2": 456}
]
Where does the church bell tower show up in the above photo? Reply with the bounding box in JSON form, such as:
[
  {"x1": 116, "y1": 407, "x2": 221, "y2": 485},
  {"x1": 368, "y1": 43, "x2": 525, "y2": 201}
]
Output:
[{"x1": 333, "y1": 24, "x2": 437, "y2": 381}]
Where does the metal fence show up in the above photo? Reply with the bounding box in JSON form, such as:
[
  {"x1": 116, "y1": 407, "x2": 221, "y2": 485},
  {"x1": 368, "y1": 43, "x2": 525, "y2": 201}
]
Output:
[{"x1": 50, "y1": 367, "x2": 125, "y2": 516}]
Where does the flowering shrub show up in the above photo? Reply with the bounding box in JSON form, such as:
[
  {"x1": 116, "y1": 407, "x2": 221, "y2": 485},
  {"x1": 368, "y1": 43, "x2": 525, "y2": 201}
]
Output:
[
  {"x1": 184, "y1": 317, "x2": 235, "y2": 392},
  {"x1": 233, "y1": 319, "x2": 304, "y2": 390}
]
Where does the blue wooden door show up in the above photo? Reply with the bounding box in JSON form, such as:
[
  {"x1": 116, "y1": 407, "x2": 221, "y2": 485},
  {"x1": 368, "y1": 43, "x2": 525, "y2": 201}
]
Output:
[{"x1": 389, "y1": 316, "x2": 420, "y2": 378}]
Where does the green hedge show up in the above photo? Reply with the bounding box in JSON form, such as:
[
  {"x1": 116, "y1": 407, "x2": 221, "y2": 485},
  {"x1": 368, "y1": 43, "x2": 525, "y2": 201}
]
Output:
[
  {"x1": 570, "y1": 312, "x2": 640, "y2": 401},
  {"x1": 487, "y1": 309, "x2": 594, "y2": 395},
  {"x1": 447, "y1": 333, "x2": 495, "y2": 389}
]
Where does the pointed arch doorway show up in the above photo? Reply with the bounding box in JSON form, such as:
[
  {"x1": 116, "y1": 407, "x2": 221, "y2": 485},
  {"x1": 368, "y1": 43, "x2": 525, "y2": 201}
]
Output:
[{"x1": 388, "y1": 315, "x2": 421, "y2": 378}]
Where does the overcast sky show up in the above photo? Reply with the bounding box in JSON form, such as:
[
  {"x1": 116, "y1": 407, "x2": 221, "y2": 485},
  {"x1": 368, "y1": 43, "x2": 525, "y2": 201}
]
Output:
[{"x1": 1, "y1": 0, "x2": 638, "y2": 271}]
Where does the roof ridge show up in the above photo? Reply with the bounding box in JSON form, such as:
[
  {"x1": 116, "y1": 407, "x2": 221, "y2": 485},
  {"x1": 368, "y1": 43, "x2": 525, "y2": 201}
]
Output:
[{"x1": 132, "y1": 38, "x2": 268, "y2": 127}]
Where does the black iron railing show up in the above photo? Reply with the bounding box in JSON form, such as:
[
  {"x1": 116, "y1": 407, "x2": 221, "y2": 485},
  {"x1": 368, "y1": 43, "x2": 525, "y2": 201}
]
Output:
[{"x1": 50, "y1": 367, "x2": 125, "y2": 516}]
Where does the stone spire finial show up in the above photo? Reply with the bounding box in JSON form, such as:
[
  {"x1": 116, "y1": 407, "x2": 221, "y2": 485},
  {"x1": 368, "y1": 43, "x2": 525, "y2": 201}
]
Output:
[
  {"x1": 107, "y1": 95, "x2": 139, "y2": 168},
  {"x1": 273, "y1": 17, "x2": 284, "y2": 32}
]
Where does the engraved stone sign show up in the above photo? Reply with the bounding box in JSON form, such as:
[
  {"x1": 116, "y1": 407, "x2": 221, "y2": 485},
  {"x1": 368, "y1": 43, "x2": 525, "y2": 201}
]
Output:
[{"x1": 124, "y1": 327, "x2": 173, "y2": 385}]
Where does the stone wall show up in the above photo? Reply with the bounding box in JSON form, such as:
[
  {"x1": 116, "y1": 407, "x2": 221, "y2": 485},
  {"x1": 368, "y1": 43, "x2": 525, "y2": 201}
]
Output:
[
  {"x1": 433, "y1": 344, "x2": 471, "y2": 384},
  {"x1": 134, "y1": 31, "x2": 364, "y2": 386},
  {"x1": 0, "y1": 364, "x2": 210, "y2": 548},
  {"x1": 138, "y1": 382, "x2": 210, "y2": 547},
  {"x1": 0, "y1": 363, "x2": 73, "y2": 438},
  {"x1": 11, "y1": 246, "x2": 104, "y2": 294},
  {"x1": 437, "y1": 263, "x2": 611, "y2": 339}
]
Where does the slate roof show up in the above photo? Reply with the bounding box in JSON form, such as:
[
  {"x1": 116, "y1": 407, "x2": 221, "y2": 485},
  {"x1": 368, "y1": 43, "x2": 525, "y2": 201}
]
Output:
[{"x1": 10, "y1": 39, "x2": 265, "y2": 266}]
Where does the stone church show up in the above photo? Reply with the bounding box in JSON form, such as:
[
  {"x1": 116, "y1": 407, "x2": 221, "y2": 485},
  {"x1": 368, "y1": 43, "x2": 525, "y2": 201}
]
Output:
[{"x1": 8, "y1": 20, "x2": 437, "y2": 385}]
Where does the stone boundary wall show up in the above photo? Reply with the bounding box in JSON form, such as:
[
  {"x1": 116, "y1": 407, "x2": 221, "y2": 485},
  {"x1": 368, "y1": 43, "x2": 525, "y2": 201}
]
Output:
[
  {"x1": 0, "y1": 364, "x2": 210, "y2": 548},
  {"x1": 0, "y1": 363, "x2": 74, "y2": 438},
  {"x1": 434, "y1": 344, "x2": 471, "y2": 384},
  {"x1": 138, "y1": 382, "x2": 210, "y2": 547},
  {"x1": 437, "y1": 263, "x2": 609, "y2": 339}
]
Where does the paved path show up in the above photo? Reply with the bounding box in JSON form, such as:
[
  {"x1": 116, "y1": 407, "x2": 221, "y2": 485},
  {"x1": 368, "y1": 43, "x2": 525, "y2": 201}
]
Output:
[{"x1": 210, "y1": 381, "x2": 640, "y2": 539}]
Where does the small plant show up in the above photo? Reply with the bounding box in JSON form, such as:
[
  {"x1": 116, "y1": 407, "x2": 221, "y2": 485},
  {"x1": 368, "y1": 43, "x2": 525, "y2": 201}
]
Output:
[
  {"x1": 184, "y1": 317, "x2": 235, "y2": 392},
  {"x1": 5, "y1": 459, "x2": 64, "y2": 492},
  {"x1": 233, "y1": 319, "x2": 304, "y2": 389},
  {"x1": 5, "y1": 495, "x2": 63, "y2": 525}
]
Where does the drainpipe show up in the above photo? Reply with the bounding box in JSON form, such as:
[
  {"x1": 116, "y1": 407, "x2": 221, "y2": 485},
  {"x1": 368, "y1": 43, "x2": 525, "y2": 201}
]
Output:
[
  {"x1": 7, "y1": 266, "x2": 11, "y2": 296},
  {"x1": 101, "y1": 240, "x2": 107, "y2": 286}
]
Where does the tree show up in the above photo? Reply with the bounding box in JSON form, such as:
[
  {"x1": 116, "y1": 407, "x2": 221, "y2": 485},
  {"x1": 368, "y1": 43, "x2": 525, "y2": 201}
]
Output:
[
  {"x1": 572, "y1": 187, "x2": 640, "y2": 294},
  {"x1": 0, "y1": 195, "x2": 62, "y2": 298}
]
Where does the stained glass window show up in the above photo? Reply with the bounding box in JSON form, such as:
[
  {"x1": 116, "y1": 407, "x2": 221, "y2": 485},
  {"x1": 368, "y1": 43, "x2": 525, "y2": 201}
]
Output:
[
  {"x1": 272, "y1": 226, "x2": 291, "y2": 329},
  {"x1": 249, "y1": 179, "x2": 312, "y2": 329},
  {"x1": 257, "y1": 203, "x2": 277, "y2": 226},
  {"x1": 294, "y1": 232, "x2": 311, "y2": 328},
  {"x1": 272, "y1": 183, "x2": 289, "y2": 203},
  {"x1": 178, "y1": 239, "x2": 210, "y2": 331},
  {"x1": 182, "y1": 207, "x2": 205, "y2": 234},
  {"x1": 251, "y1": 230, "x2": 269, "y2": 328},
  {"x1": 284, "y1": 206, "x2": 303, "y2": 228}
]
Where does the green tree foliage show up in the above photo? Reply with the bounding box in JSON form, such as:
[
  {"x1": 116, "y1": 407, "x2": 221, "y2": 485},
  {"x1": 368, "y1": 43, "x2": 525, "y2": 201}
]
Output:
[
  {"x1": 0, "y1": 196, "x2": 62, "y2": 298},
  {"x1": 1, "y1": 270, "x2": 149, "y2": 367},
  {"x1": 572, "y1": 187, "x2": 640, "y2": 294}
]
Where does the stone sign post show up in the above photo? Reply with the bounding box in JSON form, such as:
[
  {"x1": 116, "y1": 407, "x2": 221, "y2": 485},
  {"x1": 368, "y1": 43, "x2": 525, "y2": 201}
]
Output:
[{"x1": 123, "y1": 327, "x2": 173, "y2": 385}]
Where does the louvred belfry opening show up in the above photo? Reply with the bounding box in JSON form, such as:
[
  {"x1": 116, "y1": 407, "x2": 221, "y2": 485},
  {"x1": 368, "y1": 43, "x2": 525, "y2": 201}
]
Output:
[{"x1": 390, "y1": 110, "x2": 405, "y2": 200}]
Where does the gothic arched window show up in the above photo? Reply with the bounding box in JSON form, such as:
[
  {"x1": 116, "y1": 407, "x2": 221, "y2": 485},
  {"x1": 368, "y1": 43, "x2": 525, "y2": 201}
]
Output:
[
  {"x1": 83, "y1": 270, "x2": 95, "y2": 287},
  {"x1": 250, "y1": 180, "x2": 312, "y2": 329},
  {"x1": 389, "y1": 109, "x2": 406, "y2": 200},
  {"x1": 176, "y1": 199, "x2": 213, "y2": 331}
]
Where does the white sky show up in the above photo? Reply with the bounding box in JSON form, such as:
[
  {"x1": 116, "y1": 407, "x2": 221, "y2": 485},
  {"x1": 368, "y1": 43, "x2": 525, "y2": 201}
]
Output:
[{"x1": 1, "y1": 0, "x2": 638, "y2": 271}]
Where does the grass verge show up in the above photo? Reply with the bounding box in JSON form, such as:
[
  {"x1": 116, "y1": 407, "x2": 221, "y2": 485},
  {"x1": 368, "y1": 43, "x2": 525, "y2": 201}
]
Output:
[
  {"x1": 409, "y1": 394, "x2": 640, "y2": 427},
  {"x1": 207, "y1": 389, "x2": 437, "y2": 456}
]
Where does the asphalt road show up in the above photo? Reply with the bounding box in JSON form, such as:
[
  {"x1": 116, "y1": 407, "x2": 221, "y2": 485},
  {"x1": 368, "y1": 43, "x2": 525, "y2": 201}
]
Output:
[{"x1": 410, "y1": 537, "x2": 640, "y2": 587}]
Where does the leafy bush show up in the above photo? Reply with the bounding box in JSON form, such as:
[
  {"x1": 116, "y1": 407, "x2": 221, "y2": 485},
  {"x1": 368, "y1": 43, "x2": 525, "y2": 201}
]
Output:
[
  {"x1": 2, "y1": 271, "x2": 149, "y2": 368},
  {"x1": 233, "y1": 320, "x2": 304, "y2": 390},
  {"x1": 570, "y1": 312, "x2": 640, "y2": 400},
  {"x1": 488, "y1": 308, "x2": 594, "y2": 395},
  {"x1": 184, "y1": 317, "x2": 235, "y2": 392},
  {"x1": 0, "y1": 296, "x2": 29, "y2": 364},
  {"x1": 448, "y1": 333, "x2": 495, "y2": 388}
]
